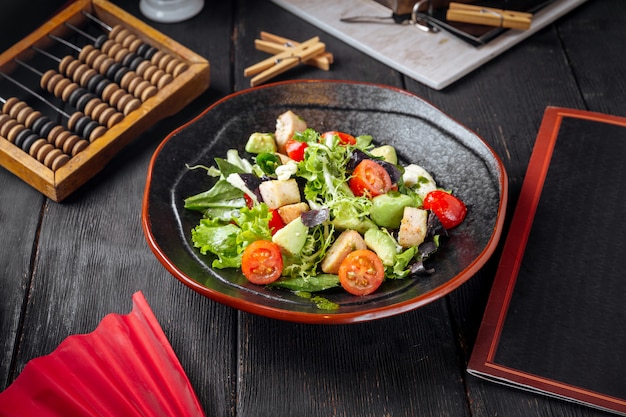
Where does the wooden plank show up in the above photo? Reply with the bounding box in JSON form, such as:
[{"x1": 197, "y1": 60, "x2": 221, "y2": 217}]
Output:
[
  {"x1": 3, "y1": 1, "x2": 233, "y2": 415},
  {"x1": 233, "y1": 1, "x2": 471, "y2": 416},
  {"x1": 406, "y1": 2, "x2": 625, "y2": 416}
]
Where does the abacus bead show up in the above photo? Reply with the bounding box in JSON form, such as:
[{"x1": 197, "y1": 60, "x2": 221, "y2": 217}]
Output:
[
  {"x1": 1, "y1": 119, "x2": 19, "y2": 139},
  {"x1": 73, "y1": 115, "x2": 91, "y2": 136},
  {"x1": 61, "y1": 82, "x2": 79, "y2": 103},
  {"x1": 46, "y1": 125, "x2": 64, "y2": 144},
  {"x1": 156, "y1": 72, "x2": 173, "y2": 89},
  {"x1": 113, "y1": 65, "x2": 129, "y2": 84},
  {"x1": 60, "y1": 134, "x2": 79, "y2": 154},
  {"x1": 67, "y1": 112, "x2": 84, "y2": 131},
  {"x1": 89, "y1": 125, "x2": 107, "y2": 142},
  {"x1": 43, "y1": 148, "x2": 62, "y2": 168},
  {"x1": 14, "y1": 128, "x2": 31, "y2": 147},
  {"x1": 67, "y1": 87, "x2": 86, "y2": 108},
  {"x1": 7, "y1": 123, "x2": 25, "y2": 143},
  {"x1": 39, "y1": 120, "x2": 56, "y2": 140},
  {"x1": 8, "y1": 100, "x2": 28, "y2": 119},
  {"x1": 98, "y1": 107, "x2": 118, "y2": 127},
  {"x1": 2, "y1": 97, "x2": 19, "y2": 114},
  {"x1": 31, "y1": 115, "x2": 52, "y2": 134},
  {"x1": 21, "y1": 132, "x2": 40, "y2": 152},
  {"x1": 135, "y1": 42, "x2": 152, "y2": 57},
  {"x1": 24, "y1": 110, "x2": 42, "y2": 129},
  {"x1": 54, "y1": 130, "x2": 72, "y2": 148},
  {"x1": 94, "y1": 34, "x2": 109, "y2": 49},
  {"x1": 50, "y1": 153, "x2": 70, "y2": 171},
  {"x1": 76, "y1": 94, "x2": 100, "y2": 113},
  {"x1": 15, "y1": 105, "x2": 33, "y2": 124},
  {"x1": 106, "y1": 111, "x2": 124, "y2": 128},
  {"x1": 0, "y1": 114, "x2": 11, "y2": 127},
  {"x1": 139, "y1": 84, "x2": 157, "y2": 101},
  {"x1": 94, "y1": 76, "x2": 111, "y2": 97},
  {"x1": 35, "y1": 140, "x2": 52, "y2": 159},
  {"x1": 29, "y1": 138, "x2": 47, "y2": 157},
  {"x1": 81, "y1": 120, "x2": 100, "y2": 142},
  {"x1": 70, "y1": 138, "x2": 89, "y2": 155}
]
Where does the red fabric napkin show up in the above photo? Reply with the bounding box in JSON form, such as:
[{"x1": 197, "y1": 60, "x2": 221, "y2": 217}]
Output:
[{"x1": 0, "y1": 292, "x2": 205, "y2": 417}]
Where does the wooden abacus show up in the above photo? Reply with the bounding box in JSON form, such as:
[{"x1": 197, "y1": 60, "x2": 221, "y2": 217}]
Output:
[{"x1": 0, "y1": 0, "x2": 210, "y2": 202}]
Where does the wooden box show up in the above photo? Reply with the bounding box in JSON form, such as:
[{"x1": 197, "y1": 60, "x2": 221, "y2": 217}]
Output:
[{"x1": 0, "y1": 0, "x2": 210, "y2": 201}]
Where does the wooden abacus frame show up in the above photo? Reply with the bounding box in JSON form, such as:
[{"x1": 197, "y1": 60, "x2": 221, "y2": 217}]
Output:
[{"x1": 0, "y1": 0, "x2": 210, "y2": 202}]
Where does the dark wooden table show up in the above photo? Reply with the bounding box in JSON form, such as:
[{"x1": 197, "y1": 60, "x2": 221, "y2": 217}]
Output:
[{"x1": 1, "y1": 1, "x2": 624, "y2": 416}]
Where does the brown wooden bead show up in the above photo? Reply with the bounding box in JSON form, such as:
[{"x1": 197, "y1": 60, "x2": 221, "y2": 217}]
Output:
[
  {"x1": 46, "y1": 125, "x2": 64, "y2": 144},
  {"x1": 138, "y1": 83, "x2": 157, "y2": 102},
  {"x1": 105, "y1": 111, "x2": 124, "y2": 128},
  {"x1": 156, "y1": 72, "x2": 174, "y2": 90},
  {"x1": 171, "y1": 61, "x2": 188, "y2": 78},
  {"x1": 98, "y1": 106, "x2": 118, "y2": 127},
  {"x1": 15, "y1": 106, "x2": 34, "y2": 125},
  {"x1": 50, "y1": 152, "x2": 70, "y2": 171},
  {"x1": 70, "y1": 138, "x2": 89, "y2": 155},
  {"x1": 117, "y1": 94, "x2": 140, "y2": 116},
  {"x1": 101, "y1": 82, "x2": 118, "y2": 103},
  {"x1": 7, "y1": 123, "x2": 25, "y2": 143},
  {"x1": 29, "y1": 138, "x2": 47, "y2": 157},
  {"x1": 2, "y1": 97, "x2": 19, "y2": 114},
  {"x1": 54, "y1": 130, "x2": 72, "y2": 148},
  {"x1": 108, "y1": 88, "x2": 125, "y2": 107},
  {"x1": 89, "y1": 125, "x2": 107, "y2": 142},
  {"x1": 35, "y1": 140, "x2": 54, "y2": 161},
  {"x1": 1, "y1": 118, "x2": 19, "y2": 138},
  {"x1": 60, "y1": 82, "x2": 79, "y2": 102},
  {"x1": 24, "y1": 110, "x2": 42, "y2": 129},
  {"x1": 7, "y1": 100, "x2": 28, "y2": 119},
  {"x1": 90, "y1": 102, "x2": 109, "y2": 123},
  {"x1": 60, "y1": 134, "x2": 79, "y2": 155}
]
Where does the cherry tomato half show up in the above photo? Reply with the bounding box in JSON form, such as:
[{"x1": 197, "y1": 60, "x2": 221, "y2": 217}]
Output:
[
  {"x1": 284, "y1": 139, "x2": 308, "y2": 162},
  {"x1": 268, "y1": 209, "x2": 285, "y2": 234},
  {"x1": 423, "y1": 190, "x2": 467, "y2": 229},
  {"x1": 241, "y1": 240, "x2": 283, "y2": 285},
  {"x1": 338, "y1": 249, "x2": 385, "y2": 296},
  {"x1": 322, "y1": 131, "x2": 357, "y2": 145},
  {"x1": 349, "y1": 159, "x2": 393, "y2": 198}
]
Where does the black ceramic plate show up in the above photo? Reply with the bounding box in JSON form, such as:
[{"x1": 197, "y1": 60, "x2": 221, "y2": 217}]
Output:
[{"x1": 142, "y1": 80, "x2": 508, "y2": 324}]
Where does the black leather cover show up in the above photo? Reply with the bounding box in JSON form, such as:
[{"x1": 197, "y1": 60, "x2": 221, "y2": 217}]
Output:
[{"x1": 468, "y1": 107, "x2": 626, "y2": 416}]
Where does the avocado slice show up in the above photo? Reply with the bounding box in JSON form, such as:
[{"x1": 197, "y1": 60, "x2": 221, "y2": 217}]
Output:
[
  {"x1": 272, "y1": 216, "x2": 308, "y2": 256},
  {"x1": 370, "y1": 192, "x2": 415, "y2": 229},
  {"x1": 370, "y1": 145, "x2": 398, "y2": 165},
  {"x1": 364, "y1": 228, "x2": 398, "y2": 267},
  {"x1": 245, "y1": 132, "x2": 277, "y2": 154}
]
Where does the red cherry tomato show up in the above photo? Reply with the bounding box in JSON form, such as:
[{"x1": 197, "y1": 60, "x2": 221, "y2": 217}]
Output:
[
  {"x1": 268, "y1": 209, "x2": 285, "y2": 234},
  {"x1": 423, "y1": 190, "x2": 467, "y2": 229},
  {"x1": 322, "y1": 131, "x2": 357, "y2": 145},
  {"x1": 284, "y1": 139, "x2": 308, "y2": 162},
  {"x1": 241, "y1": 240, "x2": 283, "y2": 284},
  {"x1": 243, "y1": 193, "x2": 254, "y2": 208},
  {"x1": 338, "y1": 250, "x2": 385, "y2": 296},
  {"x1": 349, "y1": 159, "x2": 392, "y2": 198}
]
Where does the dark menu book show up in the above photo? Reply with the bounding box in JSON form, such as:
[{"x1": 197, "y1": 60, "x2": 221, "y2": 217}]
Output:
[{"x1": 467, "y1": 107, "x2": 626, "y2": 416}]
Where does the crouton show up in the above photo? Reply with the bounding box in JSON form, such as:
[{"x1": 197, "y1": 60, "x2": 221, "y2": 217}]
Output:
[
  {"x1": 321, "y1": 230, "x2": 367, "y2": 274},
  {"x1": 258, "y1": 178, "x2": 301, "y2": 209},
  {"x1": 277, "y1": 202, "x2": 309, "y2": 224},
  {"x1": 275, "y1": 110, "x2": 307, "y2": 153}
]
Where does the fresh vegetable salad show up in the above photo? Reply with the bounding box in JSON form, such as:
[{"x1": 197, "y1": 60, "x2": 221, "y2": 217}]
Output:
[{"x1": 184, "y1": 110, "x2": 467, "y2": 298}]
